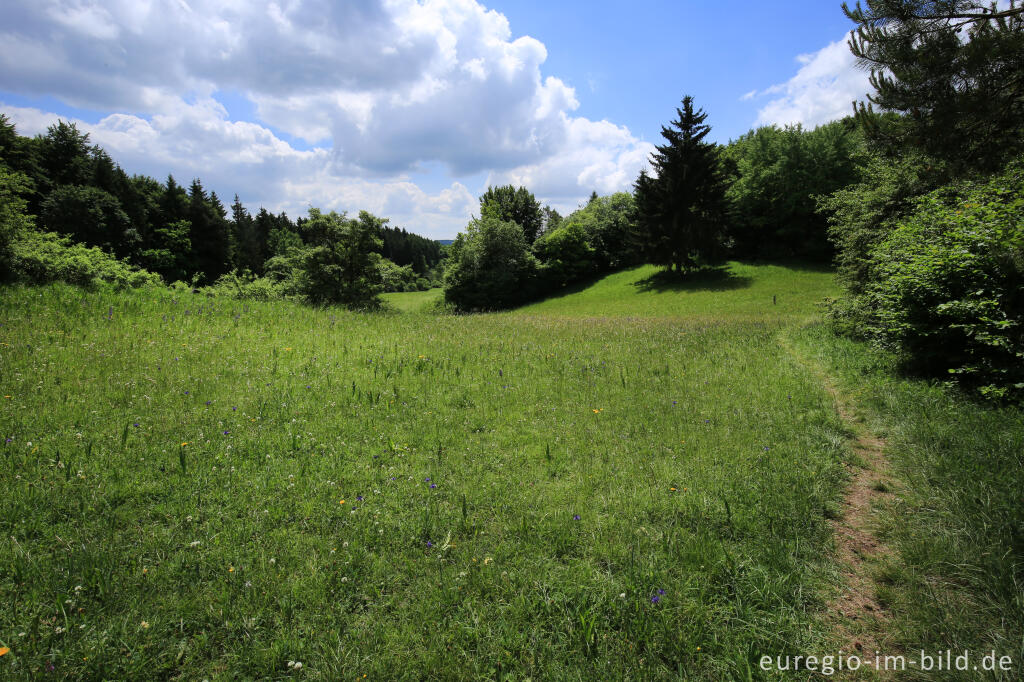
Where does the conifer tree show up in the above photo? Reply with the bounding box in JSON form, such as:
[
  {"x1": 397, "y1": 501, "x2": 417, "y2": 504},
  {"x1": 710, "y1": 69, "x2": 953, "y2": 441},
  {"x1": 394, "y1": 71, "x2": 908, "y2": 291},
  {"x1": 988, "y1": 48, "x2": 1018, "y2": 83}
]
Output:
[
  {"x1": 632, "y1": 96, "x2": 728, "y2": 272},
  {"x1": 844, "y1": 0, "x2": 1024, "y2": 172}
]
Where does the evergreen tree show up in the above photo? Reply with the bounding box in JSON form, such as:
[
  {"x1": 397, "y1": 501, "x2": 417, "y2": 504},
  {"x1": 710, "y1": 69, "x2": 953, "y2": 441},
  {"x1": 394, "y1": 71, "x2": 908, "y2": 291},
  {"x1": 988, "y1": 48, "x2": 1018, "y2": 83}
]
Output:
[
  {"x1": 186, "y1": 179, "x2": 232, "y2": 282},
  {"x1": 231, "y1": 195, "x2": 260, "y2": 273},
  {"x1": 632, "y1": 96, "x2": 728, "y2": 272},
  {"x1": 844, "y1": 0, "x2": 1024, "y2": 173},
  {"x1": 36, "y1": 120, "x2": 92, "y2": 190}
]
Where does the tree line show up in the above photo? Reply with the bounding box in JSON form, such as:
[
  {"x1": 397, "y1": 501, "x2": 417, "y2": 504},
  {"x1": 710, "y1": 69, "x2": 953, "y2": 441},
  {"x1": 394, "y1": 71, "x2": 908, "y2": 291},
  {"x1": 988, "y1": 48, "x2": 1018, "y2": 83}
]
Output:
[
  {"x1": 1, "y1": 0, "x2": 1020, "y2": 398},
  {"x1": 0, "y1": 118, "x2": 445, "y2": 295}
]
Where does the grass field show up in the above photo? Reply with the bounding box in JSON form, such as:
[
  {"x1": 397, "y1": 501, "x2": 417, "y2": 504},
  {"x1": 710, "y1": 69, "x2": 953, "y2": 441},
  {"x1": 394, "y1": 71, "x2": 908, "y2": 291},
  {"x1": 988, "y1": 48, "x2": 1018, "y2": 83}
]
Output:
[
  {"x1": 2, "y1": 262, "x2": 1020, "y2": 679},
  {"x1": 381, "y1": 288, "x2": 443, "y2": 313}
]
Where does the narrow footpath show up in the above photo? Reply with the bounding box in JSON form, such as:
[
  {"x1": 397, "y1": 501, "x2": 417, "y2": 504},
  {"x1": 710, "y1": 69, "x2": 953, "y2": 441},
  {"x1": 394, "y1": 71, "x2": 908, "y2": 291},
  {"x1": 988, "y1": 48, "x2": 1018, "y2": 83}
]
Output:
[{"x1": 780, "y1": 332, "x2": 899, "y2": 674}]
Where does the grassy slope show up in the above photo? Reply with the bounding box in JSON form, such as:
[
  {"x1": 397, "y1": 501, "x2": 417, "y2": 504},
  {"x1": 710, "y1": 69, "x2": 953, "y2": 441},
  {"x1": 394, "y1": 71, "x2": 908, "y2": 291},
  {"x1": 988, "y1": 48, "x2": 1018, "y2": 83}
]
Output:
[
  {"x1": 1, "y1": 264, "x2": 849, "y2": 679},
  {"x1": 381, "y1": 288, "x2": 443, "y2": 313}
]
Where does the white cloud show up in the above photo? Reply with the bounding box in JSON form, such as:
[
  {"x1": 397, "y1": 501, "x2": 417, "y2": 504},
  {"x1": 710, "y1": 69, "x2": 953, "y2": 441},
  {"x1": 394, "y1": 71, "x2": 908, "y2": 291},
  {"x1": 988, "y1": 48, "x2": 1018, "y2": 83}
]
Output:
[
  {"x1": 486, "y1": 117, "x2": 654, "y2": 215},
  {"x1": 0, "y1": 0, "x2": 653, "y2": 235},
  {"x1": 3, "y1": 101, "x2": 477, "y2": 239},
  {"x1": 750, "y1": 35, "x2": 873, "y2": 128}
]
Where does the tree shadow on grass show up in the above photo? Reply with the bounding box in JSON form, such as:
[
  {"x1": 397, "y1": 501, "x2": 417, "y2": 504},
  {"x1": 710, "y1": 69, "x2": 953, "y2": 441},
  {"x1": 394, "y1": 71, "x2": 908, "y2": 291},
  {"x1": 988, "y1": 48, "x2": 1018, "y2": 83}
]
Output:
[{"x1": 632, "y1": 266, "x2": 753, "y2": 293}]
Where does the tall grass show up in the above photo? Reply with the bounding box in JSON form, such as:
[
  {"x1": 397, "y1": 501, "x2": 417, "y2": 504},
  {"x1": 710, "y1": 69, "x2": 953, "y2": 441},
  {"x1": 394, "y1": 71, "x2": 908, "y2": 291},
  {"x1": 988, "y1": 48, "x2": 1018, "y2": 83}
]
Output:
[
  {"x1": 794, "y1": 325, "x2": 1024, "y2": 681},
  {"x1": 2, "y1": 266, "x2": 849, "y2": 679}
]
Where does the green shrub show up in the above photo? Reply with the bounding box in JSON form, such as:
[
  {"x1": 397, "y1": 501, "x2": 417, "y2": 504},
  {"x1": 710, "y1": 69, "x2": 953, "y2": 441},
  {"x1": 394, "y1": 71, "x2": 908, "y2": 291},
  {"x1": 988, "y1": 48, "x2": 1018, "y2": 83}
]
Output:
[
  {"x1": 864, "y1": 159, "x2": 1024, "y2": 400},
  {"x1": 443, "y1": 203, "x2": 539, "y2": 311},
  {"x1": 10, "y1": 230, "x2": 160, "y2": 290},
  {"x1": 206, "y1": 270, "x2": 284, "y2": 301},
  {"x1": 533, "y1": 220, "x2": 597, "y2": 289}
]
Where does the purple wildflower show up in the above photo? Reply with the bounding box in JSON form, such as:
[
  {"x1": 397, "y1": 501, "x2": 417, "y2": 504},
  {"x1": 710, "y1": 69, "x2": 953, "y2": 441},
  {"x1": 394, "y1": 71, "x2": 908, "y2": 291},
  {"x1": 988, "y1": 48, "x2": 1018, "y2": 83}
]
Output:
[
  {"x1": 651, "y1": 595, "x2": 660, "y2": 604},
  {"x1": 232, "y1": 406, "x2": 237, "y2": 411},
  {"x1": 223, "y1": 430, "x2": 230, "y2": 435},
  {"x1": 205, "y1": 400, "x2": 212, "y2": 406},
  {"x1": 356, "y1": 495, "x2": 363, "y2": 502},
  {"x1": 425, "y1": 477, "x2": 431, "y2": 482},
  {"x1": 430, "y1": 484, "x2": 437, "y2": 489},
  {"x1": 426, "y1": 541, "x2": 433, "y2": 548},
  {"x1": 573, "y1": 514, "x2": 581, "y2": 521},
  {"x1": 658, "y1": 589, "x2": 665, "y2": 595},
  {"x1": 134, "y1": 422, "x2": 140, "y2": 427}
]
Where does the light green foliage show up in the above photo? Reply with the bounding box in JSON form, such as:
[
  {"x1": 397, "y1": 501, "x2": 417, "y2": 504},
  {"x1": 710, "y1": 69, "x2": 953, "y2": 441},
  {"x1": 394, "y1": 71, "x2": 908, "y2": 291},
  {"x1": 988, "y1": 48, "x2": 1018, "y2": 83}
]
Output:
[
  {"x1": 0, "y1": 264, "x2": 849, "y2": 679},
  {"x1": 563, "y1": 192, "x2": 638, "y2": 271},
  {"x1": 533, "y1": 219, "x2": 597, "y2": 289},
  {"x1": 724, "y1": 121, "x2": 862, "y2": 260},
  {"x1": 378, "y1": 258, "x2": 427, "y2": 293},
  {"x1": 9, "y1": 230, "x2": 160, "y2": 289},
  {"x1": 443, "y1": 202, "x2": 540, "y2": 310},
  {"x1": 817, "y1": 152, "x2": 935, "y2": 297},
  {"x1": 863, "y1": 158, "x2": 1024, "y2": 399}
]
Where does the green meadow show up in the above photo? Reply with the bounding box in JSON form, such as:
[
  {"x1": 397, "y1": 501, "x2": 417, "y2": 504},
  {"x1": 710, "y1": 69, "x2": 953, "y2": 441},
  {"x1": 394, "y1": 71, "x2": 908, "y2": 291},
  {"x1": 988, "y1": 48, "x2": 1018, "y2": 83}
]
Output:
[{"x1": 2, "y1": 263, "x2": 1020, "y2": 680}]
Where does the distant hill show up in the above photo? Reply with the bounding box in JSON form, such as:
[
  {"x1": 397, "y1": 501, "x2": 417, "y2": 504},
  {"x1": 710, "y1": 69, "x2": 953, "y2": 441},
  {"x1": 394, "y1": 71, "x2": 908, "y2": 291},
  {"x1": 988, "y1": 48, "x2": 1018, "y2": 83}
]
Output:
[{"x1": 437, "y1": 239, "x2": 454, "y2": 245}]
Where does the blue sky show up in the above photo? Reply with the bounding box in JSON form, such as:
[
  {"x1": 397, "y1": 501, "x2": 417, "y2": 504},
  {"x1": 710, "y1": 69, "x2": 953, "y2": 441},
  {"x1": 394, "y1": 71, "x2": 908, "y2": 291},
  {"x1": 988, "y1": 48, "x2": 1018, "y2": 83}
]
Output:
[{"x1": 0, "y1": 1, "x2": 871, "y2": 238}]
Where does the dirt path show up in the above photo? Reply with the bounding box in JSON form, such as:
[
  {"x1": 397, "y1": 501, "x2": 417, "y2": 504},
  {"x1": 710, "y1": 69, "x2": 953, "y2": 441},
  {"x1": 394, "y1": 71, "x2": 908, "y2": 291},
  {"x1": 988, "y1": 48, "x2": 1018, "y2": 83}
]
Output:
[
  {"x1": 824, "y1": 379, "x2": 896, "y2": 662},
  {"x1": 779, "y1": 333, "x2": 898, "y2": 670}
]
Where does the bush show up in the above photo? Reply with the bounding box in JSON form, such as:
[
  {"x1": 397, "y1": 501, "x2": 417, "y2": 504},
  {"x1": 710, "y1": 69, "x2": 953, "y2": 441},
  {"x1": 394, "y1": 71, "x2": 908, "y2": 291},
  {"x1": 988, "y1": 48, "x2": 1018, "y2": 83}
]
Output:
[
  {"x1": 443, "y1": 204, "x2": 540, "y2": 311},
  {"x1": 206, "y1": 270, "x2": 283, "y2": 301},
  {"x1": 533, "y1": 221, "x2": 597, "y2": 289},
  {"x1": 10, "y1": 230, "x2": 160, "y2": 289},
  {"x1": 863, "y1": 158, "x2": 1024, "y2": 400}
]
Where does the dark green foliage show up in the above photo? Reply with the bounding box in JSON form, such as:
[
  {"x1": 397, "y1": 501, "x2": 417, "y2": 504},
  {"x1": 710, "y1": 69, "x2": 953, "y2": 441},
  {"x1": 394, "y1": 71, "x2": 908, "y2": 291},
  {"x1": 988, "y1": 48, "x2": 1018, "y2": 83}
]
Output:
[
  {"x1": 40, "y1": 184, "x2": 136, "y2": 257},
  {"x1": 0, "y1": 166, "x2": 35, "y2": 281},
  {"x1": 138, "y1": 219, "x2": 192, "y2": 283},
  {"x1": 632, "y1": 96, "x2": 729, "y2": 272},
  {"x1": 378, "y1": 226, "x2": 443, "y2": 273},
  {"x1": 844, "y1": 0, "x2": 1024, "y2": 173},
  {"x1": 443, "y1": 203, "x2": 540, "y2": 310},
  {"x1": 724, "y1": 120, "x2": 863, "y2": 260},
  {"x1": 295, "y1": 208, "x2": 384, "y2": 309},
  {"x1": 230, "y1": 195, "x2": 260, "y2": 274},
  {"x1": 187, "y1": 180, "x2": 233, "y2": 283},
  {"x1": 478, "y1": 185, "x2": 543, "y2": 243},
  {"x1": 860, "y1": 158, "x2": 1024, "y2": 400},
  {"x1": 36, "y1": 120, "x2": 93, "y2": 190}
]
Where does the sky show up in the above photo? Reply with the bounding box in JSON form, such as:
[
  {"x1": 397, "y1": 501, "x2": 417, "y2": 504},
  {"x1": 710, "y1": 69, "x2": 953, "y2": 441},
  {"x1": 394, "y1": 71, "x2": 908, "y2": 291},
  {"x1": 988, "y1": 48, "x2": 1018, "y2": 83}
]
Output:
[{"x1": 0, "y1": 0, "x2": 873, "y2": 239}]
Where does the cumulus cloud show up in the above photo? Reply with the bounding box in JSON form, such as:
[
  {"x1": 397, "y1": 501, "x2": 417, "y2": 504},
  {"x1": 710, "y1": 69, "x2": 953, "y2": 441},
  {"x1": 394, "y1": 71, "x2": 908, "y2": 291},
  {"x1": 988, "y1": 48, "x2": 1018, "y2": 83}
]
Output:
[
  {"x1": 3, "y1": 101, "x2": 476, "y2": 238},
  {"x1": 0, "y1": 0, "x2": 653, "y2": 236},
  {"x1": 749, "y1": 35, "x2": 873, "y2": 128}
]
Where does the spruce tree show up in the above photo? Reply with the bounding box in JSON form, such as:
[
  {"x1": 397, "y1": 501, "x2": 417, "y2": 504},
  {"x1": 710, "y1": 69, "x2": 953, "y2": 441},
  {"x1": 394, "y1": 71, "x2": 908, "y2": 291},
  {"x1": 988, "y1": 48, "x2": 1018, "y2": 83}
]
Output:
[{"x1": 632, "y1": 96, "x2": 728, "y2": 272}]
